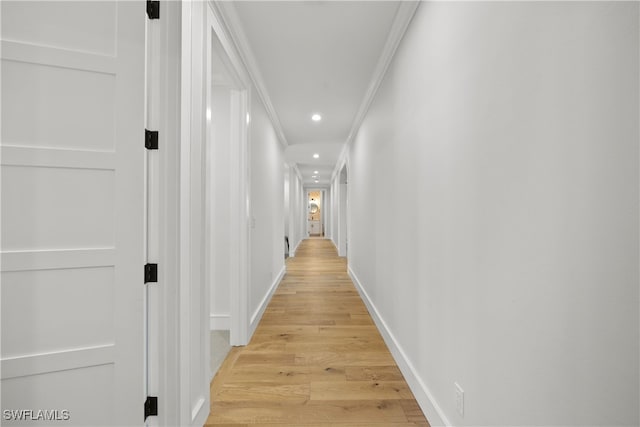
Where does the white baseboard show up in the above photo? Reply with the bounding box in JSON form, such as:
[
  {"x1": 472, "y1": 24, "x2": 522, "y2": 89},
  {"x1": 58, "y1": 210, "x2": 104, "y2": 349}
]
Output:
[
  {"x1": 249, "y1": 265, "x2": 286, "y2": 338},
  {"x1": 191, "y1": 396, "x2": 207, "y2": 427},
  {"x1": 348, "y1": 265, "x2": 451, "y2": 427},
  {"x1": 209, "y1": 314, "x2": 230, "y2": 330},
  {"x1": 290, "y1": 239, "x2": 301, "y2": 257}
]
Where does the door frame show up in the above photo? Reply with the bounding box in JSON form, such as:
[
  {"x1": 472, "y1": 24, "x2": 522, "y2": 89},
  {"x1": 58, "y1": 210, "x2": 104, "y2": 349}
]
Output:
[
  {"x1": 306, "y1": 188, "x2": 326, "y2": 238},
  {"x1": 338, "y1": 162, "x2": 349, "y2": 257},
  {"x1": 205, "y1": 1, "x2": 252, "y2": 347},
  {"x1": 151, "y1": 1, "x2": 252, "y2": 425},
  {"x1": 150, "y1": 1, "x2": 186, "y2": 425}
]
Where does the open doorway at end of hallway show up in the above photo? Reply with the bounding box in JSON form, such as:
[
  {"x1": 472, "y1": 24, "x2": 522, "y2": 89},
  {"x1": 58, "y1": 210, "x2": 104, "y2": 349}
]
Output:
[{"x1": 307, "y1": 190, "x2": 324, "y2": 237}]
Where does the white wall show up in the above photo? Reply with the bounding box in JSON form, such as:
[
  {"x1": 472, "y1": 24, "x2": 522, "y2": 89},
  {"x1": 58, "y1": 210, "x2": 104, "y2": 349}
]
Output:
[
  {"x1": 249, "y1": 93, "x2": 286, "y2": 334},
  {"x1": 208, "y1": 85, "x2": 232, "y2": 329},
  {"x1": 322, "y1": 189, "x2": 329, "y2": 238},
  {"x1": 284, "y1": 164, "x2": 290, "y2": 248},
  {"x1": 338, "y1": 183, "x2": 347, "y2": 256},
  {"x1": 329, "y1": 168, "x2": 348, "y2": 256},
  {"x1": 348, "y1": 2, "x2": 639, "y2": 426},
  {"x1": 287, "y1": 166, "x2": 305, "y2": 256},
  {"x1": 329, "y1": 178, "x2": 338, "y2": 248}
]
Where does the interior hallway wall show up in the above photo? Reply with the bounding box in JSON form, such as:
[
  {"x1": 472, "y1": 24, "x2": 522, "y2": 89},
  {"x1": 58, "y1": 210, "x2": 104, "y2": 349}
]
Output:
[
  {"x1": 209, "y1": 85, "x2": 232, "y2": 329},
  {"x1": 329, "y1": 179, "x2": 338, "y2": 247},
  {"x1": 347, "y1": 2, "x2": 639, "y2": 426},
  {"x1": 323, "y1": 188, "x2": 330, "y2": 240},
  {"x1": 284, "y1": 164, "x2": 290, "y2": 247},
  {"x1": 288, "y1": 166, "x2": 305, "y2": 255},
  {"x1": 249, "y1": 93, "x2": 286, "y2": 333},
  {"x1": 329, "y1": 171, "x2": 347, "y2": 257}
]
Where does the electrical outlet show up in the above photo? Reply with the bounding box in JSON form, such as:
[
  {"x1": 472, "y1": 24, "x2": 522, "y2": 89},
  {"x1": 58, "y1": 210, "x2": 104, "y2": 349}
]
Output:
[{"x1": 454, "y1": 382, "x2": 464, "y2": 417}]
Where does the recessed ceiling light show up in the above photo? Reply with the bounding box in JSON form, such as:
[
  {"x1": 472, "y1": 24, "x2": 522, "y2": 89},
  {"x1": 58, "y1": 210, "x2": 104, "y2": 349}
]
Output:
[
  {"x1": 315, "y1": 180, "x2": 319, "y2": 183},
  {"x1": 313, "y1": 170, "x2": 319, "y2": 174},
  {"x1": 311, "y1": 114, "x2": 322, "y2": 122},
  {"x1": 312, "y1": 175, "x2": 317, "y2": 178},
  {"x1": 313, "y1": 154, "x2": 319, "y2": 159}
]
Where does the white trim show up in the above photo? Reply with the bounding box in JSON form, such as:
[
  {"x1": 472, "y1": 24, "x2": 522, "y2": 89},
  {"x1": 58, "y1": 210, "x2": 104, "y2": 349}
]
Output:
[
  {"x1": 293, "y1": 164, "x2": 304, "y2": 182},
  {"x1": 206, "y1": 1, "x2": 252, "y2": 89},
  {"x1": 289, "y1": 239, "x2": 301, "y2": 257},
  {"x1": 155, "y1": 1, "x2": 182, "y2": 425},
  {"x1": 1, "y1": 248, "x2": 115, "y2": 272},
  {"x1": 1, "y1": 146, "x2": 116, "y2": 170},
  {"x1": 331, "y1": 156, "x2": 346, "y2": 185},
  {"x1": 332, "y1": 1, "x2": 420, "y2": 181},
  {"x1": 1, "y1": 344, "x2": 114, "y2": 380},
  {"x1": 348, "y1": 265, "x2": 451, "y2": 427},
  {"x1": 346, "y1": 1, "x2": 420, "y2": 142},
  {"x1": 1, "y1": 40, "x2": 117, "y2": 74},
  {"x1": 207, "y1": 2, "x2": 252, "y2": 348},
  {"x1": 232, "y1": 89, "x2": 250, "y2": 346},
  {"x1": 190, "y1": 397, "x2": 206, "y2": 425},
  {"x1": 214, "y1": 1, "x2": 289, "y2": 148},
  {"x1": 209, "y1": 314, "x2": 231, "y2": 331},
  {"x1": 178, "y1": 4, "x2": 194, "y2": 425},
  {"x1": 249, "y1": 265, "x2": 286, "y2": 338},
  {"x1": 331, "y1": 237, "x2": 339, "y2": 252}
]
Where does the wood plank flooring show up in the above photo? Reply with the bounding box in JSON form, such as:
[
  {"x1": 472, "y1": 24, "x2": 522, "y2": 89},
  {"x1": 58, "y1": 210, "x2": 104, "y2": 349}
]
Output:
[{"x1": 206, "y1": 239, "x2": 430, "y2": 426}]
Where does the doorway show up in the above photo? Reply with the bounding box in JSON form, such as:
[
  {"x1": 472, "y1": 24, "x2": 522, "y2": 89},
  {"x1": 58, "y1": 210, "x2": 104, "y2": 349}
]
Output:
[
  {"x1": 339, "y1": 165, "x2": 348, "y2": 256},
  {"x1": 307, "y1": 190, "x2": 324, "y2": 237},
  {"x1": 205, "y1": 5, "x2": 250, "y2": 377},
  {"x1": 284, "y1": 164, "x2": 291, "y2": 257}
]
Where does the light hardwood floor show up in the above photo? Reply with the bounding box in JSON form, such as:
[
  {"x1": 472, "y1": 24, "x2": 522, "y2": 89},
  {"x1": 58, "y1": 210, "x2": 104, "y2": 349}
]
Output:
[{"x1": 206, "y1": 239, "x2": 430, "y2": 426}]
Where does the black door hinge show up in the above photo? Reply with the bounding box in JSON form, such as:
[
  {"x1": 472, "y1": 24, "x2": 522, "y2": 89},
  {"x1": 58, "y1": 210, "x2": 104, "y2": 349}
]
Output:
[
  {"x1": 144, "y1": 263, "x2": 158, "y2": 284},
  {"x1": 146, "y1": 1, "x2": 159, "y2": 19},
  {"x1": 144, "y1": 396, "x2": 158, "y2": 420},
  {"x1": 145, "y1": 129, "x2": 158, "y2": 150}
]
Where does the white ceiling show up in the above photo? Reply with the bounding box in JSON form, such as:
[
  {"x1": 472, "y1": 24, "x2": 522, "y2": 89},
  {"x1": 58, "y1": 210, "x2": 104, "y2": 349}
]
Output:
[
  {"x1": 226, "y1": 1, "x2": 407, "y2": 186},
  {"x1": 284, "y1": 142, "x2": 342, "y2": 185}
]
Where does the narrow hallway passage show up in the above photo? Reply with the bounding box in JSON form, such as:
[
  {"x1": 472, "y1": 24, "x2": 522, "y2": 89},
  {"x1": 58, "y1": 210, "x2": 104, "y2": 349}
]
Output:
[{"x1": 206, "y1": 239, "x2": 429, "y2": 426}]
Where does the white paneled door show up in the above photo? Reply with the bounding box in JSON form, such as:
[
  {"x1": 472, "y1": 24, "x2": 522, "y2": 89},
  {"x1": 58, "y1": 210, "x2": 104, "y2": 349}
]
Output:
[{"x1": 1, "y1": 2, "x2": 145, "y2": 425}]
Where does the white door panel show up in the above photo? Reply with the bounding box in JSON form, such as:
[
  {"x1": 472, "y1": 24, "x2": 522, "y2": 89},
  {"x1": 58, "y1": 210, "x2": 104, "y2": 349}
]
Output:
[
  {"x1": 2, "y1": 57, "x2": 117, "y2": 151},
  {"x1": 2, "y1": 165, "x2": 115, "y2": 250},
  {"x1": 1, "y1": 1, "x2": 117, "y2": 56},
  {"x1": 1, "y1": 1, "x2": 145, "y2": 425}
]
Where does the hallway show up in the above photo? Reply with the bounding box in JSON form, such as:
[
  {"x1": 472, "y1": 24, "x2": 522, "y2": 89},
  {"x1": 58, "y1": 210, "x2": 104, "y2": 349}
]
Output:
[
  {"x1": 206, "y1": 239, "x2": 429, "y2": 426},
  {"x1": 2, "y1": 2, "x2": 638, "y2": 425}
]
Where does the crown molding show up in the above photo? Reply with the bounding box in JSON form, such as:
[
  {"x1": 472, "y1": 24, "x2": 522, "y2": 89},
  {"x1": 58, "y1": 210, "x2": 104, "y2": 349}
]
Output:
[
  {"x1": 293, "y1": 164, "x2": 304, "y2": 182},
  {"x1": 330, "y1": 153, "x2": 346, "y2": 183},
  {"x1": 207, "y1": 1, "x2": 253, "y2": 89},
  {"x1": 332, "y1": 1, "x2": 420, "y2": 180},
  {"x1": 214, "y1": 1, "x2": 290, "y2": 148}
]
